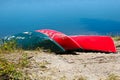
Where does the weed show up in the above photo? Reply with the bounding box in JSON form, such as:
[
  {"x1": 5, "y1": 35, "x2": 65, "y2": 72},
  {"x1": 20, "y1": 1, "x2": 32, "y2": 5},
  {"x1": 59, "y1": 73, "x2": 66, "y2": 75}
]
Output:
[
  {"x1": 112, "y1": 36, "x2": 120, "y2": 41},
  {"x1": 38, "y1": 76, "x2": 52, "y2": 80},
  {"x1": 39, "y1": 60, "x2": 50, "y2": 71},
  {"x1": 73, "y1": 75, "x2": 87, "y2": 80},
  {"x1": 60, "y1": 76, "x2": 67, "y2": 80},
  {"x1": 46, "y1": 49, "x2": 52, "y2": 53},
  {"x1": 84, "y1": 64, "x2": 87, "y2": 68},
  {"x1": 42, "y1": 49, "x2": 52, "y2": 53},
  {"x1": 18, "y1": 53, "x2": 29, "y2": 68},
  {"x1": 35, "y1": 47, "x2": 44, "y2": 52},
  {"x1": 0, "y1": 51, "x2": 31, "y2": 80},
  {"x1": 0, "y1": 39, "x2": 17, "y2": 54},
  {"x1": 0, "y1": 57, "x2": 23, "y2": 80},
  {"x1": 105, "y1": 73, "x2": 120, "y2": 80}
]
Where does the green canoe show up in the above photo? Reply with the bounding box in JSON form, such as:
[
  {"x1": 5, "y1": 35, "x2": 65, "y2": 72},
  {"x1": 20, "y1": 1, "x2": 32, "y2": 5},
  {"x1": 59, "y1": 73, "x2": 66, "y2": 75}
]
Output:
[{"x1": 4, "y1": 31, "x2": 65, "y2": 53}]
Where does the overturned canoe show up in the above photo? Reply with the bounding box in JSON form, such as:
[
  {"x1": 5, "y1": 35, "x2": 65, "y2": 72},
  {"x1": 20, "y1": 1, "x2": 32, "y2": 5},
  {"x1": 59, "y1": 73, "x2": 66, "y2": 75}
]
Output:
[
  {"x1": 4, "y1": 31, "x2": 65, "y2": 53},
  {"x1": 36, "y1": 29, "x2": 116, "y2": 53}
]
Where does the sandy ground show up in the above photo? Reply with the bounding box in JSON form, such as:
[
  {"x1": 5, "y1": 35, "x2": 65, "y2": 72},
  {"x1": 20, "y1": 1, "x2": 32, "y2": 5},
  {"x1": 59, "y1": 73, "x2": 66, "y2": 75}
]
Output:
[{"x1": 1, "y1": 41, "x2": 120, "y2": 80}]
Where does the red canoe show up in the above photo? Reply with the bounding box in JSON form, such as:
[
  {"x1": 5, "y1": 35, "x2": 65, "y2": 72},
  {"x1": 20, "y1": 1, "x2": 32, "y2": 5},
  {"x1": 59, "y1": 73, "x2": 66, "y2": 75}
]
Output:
[
  {"x1": 36, "y1": 29, "x2": 116, "y2": 53},
  {"x1": 36, "y1": 29, "x2": 81, "y2": 50},
  {"x1": 70, "y1": 35, "x2": 116, "y2": 53}
]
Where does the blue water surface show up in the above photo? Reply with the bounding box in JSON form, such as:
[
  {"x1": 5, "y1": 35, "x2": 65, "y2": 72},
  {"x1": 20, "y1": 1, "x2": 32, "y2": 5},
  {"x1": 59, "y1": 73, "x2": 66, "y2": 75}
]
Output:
[{"x1": 0, "y1": 0, "x2": 120, "y2": 37}]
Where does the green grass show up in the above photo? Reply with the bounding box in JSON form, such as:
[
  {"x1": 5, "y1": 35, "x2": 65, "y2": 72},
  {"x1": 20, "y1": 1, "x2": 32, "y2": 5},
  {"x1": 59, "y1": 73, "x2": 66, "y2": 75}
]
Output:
[
  {"x1": 18, "y1": 53, "x2": 30, "y2": 68},
  {"x1": 0, "y1": 52, "x2": 31, "y2": 80},
  {"x1": 0, "y1": 57, "x2": 23, "y2": 80},
  {"x1": 0, "y1": 39, "x2": 17, "y2": 54},
  {"x1": 0, "y1": 39, "x2": 31, "y2": 79}
]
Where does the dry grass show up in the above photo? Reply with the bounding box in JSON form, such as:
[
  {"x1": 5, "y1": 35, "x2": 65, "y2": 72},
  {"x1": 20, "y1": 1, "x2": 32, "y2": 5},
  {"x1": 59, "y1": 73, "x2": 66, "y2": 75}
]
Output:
[
  {"x1": 105, "y1": 74, "x2": 120, "y2": 80},
  {"x1": 112, "y1": 36, "x2": 120, "y2": 41}
]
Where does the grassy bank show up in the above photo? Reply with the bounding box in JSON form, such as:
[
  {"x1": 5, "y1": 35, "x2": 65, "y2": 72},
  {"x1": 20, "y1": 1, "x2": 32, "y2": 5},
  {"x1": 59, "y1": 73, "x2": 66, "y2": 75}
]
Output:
[{"x1": 0, "y1": 37, "x2": 120, "y2": 80}]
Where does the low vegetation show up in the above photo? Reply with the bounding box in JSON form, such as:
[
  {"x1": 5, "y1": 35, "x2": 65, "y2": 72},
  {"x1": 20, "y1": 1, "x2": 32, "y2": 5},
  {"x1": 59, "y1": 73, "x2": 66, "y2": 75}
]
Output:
[
  {"x1": 0, "y1": 39, "x2": 31, "y2": 79},
  {"x1": 0, "y1": 39, "x2": 17, "y2": 54},
  {"x1": 18, "y1": 53, "x2": 30, "y2": 68},
  {"x1": 112, "y1": 36, "x2": 120, "y2": 41},
  {"x1": 105, "y1": 74, "x2": 120, "y2": 80},
  {"x1": 73, "y1": 76, "x2": 87, "y2": 80},
  {"x1": 0, "y1": 57, "x2": 23, "y2": 80},
  {"x1": 0, "y1": 52, "x2": 31, "y2": 80}
]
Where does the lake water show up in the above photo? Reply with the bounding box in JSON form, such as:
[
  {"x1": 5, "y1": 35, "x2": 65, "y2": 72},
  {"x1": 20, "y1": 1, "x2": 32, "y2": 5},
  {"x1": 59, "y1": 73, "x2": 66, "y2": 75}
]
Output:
[{"x1": 0, "y1": 0, "x2": 120, "y2": 37}]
